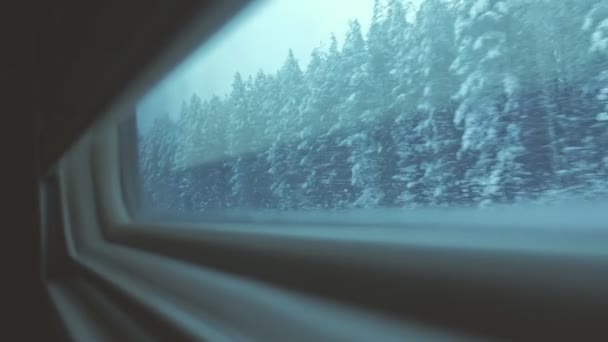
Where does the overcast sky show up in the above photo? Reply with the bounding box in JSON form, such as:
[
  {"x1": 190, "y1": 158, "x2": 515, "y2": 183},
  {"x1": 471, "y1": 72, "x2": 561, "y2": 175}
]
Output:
[{"x1": 138, "y1": 0, "x2": 424, "y2": 129}]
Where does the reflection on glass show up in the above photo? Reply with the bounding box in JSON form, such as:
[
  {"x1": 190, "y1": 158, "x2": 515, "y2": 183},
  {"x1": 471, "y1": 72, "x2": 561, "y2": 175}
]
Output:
[{"x1": 137, "y1": 0, "x2": 608, "y2": 214}]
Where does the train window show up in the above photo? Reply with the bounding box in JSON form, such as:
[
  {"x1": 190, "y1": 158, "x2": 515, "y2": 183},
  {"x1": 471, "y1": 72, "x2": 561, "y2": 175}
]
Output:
[{"x1": 136, "y1": 0, "x2": 608, "y2": 216}]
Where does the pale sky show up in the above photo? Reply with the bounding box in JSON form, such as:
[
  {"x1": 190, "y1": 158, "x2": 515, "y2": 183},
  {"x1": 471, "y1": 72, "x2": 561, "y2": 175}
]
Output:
[{"x1": 138, "y1": 0, "x2": 424, "y2": 129}]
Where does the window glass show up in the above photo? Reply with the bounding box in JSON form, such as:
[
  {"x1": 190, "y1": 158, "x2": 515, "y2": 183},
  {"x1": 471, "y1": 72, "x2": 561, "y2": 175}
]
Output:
[{"x1": 137, "y1": 0, "x2": 608, "y2": 214}]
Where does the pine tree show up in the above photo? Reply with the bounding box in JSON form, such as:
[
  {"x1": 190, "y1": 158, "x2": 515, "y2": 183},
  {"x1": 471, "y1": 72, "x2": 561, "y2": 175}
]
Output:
[
  {"x1": 300, "y1": 47, "x2": 332, "y2": 208},
  {"x1": 192, "y1": 96, "x2": 228, "y2": 210},
  {"x1": 303, "y1": 37, "x2": 355, "y2": 208},
  {"x1": 450, "y1": 0, "x2": 528, "y2": 205},
  {"x1": 516, "y1": 0, "x2": 601, "y2": 200},
  {"x1": 413, "y1": 0, "x2": 461, "y2": 206},
  {"x1": 389, "y1": 1, "x2": 427, "y2": 207},
  {"x1": 581, "y1": 1, "x2": 608, "y2": 198},
  {"x1": 254, "y1": 71, "x2": 281, "y2": 208},
  {"x1": 266, "y1": 50, "x2": 308, "y2": 209},
  {"x1": 336, "y1": 19, "x2": 386, "y2": 207},
  {"x1": 225, "y1": 72, "x2": 255, "y2": 208},
  {"x1": 173, "y1": 94, "x2": 204, "y2": 211},
  {"x1": 142, "y1": 0, "x2": 608, "y2": 211},
  {"x1": 140, "y1": 114, "x2": 179, "y2": 211}
]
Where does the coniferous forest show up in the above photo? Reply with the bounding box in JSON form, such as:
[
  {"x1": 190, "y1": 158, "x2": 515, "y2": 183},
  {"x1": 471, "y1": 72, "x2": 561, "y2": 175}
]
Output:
[{"x1": 139, "y1": 0, "x2": 608, "y2": 213}]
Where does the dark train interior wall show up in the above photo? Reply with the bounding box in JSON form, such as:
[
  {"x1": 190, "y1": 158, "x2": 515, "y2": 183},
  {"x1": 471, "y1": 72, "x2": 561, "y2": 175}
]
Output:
[
  {"x1": 2, "y1": 2, "x2": 49, "y2": 339},
  {"x1": 1, "y1": 1, "x2": 227, "y2": 339}
]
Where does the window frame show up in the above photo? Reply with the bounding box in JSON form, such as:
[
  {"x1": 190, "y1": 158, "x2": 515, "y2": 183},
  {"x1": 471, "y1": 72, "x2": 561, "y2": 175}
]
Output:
[
  {"x1": 52, "y1": 110, "x2": 608, "y2": 340},
  {"x1": 45, "y1": 0, "x2": 608, "y2": 339},
  {"x1": 55, "y1": 122, "x2": 455, "y2": 340}
]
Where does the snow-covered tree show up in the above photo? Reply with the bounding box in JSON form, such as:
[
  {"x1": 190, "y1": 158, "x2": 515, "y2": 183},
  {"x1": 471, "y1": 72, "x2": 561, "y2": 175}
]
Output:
[
  {"x1": 194, "y1": 96, "x2": 228, "y2": 210},
  {"x1": 225, "y1": 72, "x2": 254, "y2": 208},
  {"x1": 140, "y1": 114, "x2": 179, "y2": 211},
  {"x1": 412, "y1": 0, "x2": 461, "y2": 205},
  {"x1": 173, "y1": 94, "x2": 204, "y2": 211},
  {"x1": 265, "y1": 50, "x2": 308, "y2": 209},
  {"x1": 336, "y1": 19, "x2": 386, "y2": 207},
  {"x1": 140, "y1": 0, "x2": 608, "y2": 212},
  {"x1": 450, "y1": 0, "x2": 528, "y2": 205}
]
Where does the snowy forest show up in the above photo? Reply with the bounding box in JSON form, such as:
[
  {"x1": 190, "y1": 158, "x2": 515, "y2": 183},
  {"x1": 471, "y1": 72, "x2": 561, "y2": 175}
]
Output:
[{"x1": 139, "y1": 0, "x2": 608, "y2": 213}]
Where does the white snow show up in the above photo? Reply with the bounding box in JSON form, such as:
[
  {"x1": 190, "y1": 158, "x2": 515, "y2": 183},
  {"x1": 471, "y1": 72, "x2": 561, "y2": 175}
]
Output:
[
  {"x1": 583, "y1": 16, "x2": 594, "y2": 31},
  {"x1": 483, "y1": 47, "x2": 502, "y2": 61},
  {"x1": 596, "y1": 112, "x2": 608, "y2": 121},
  {"x1": 353, "y1": 188, "x2": 383, "y2": 208},
  {"x1": 494, "y1": 1, "x2": 509, "y2": 15},
  {"x1": 503, "y1": 75, "x2": 519, "y2": 96},
  {"x1": 350, "y1": 163, "x2": 362, "y2": 186},
  {"x1": 469, "y1": 0, "x2": 491, "y2": 19},
  {"x1": 454, "y1": 17, "x2": 468, "y2": 42},
  {"x1": 339, "y1": 132, "x2": 365, "y2": 148},
  {"x1": 473, "y1": 37, "x2": 483, "y2": 50},
  {"x1": 423, "y1": 85, "x2": 431, "y2": 97},
  {"x1": 590, "y1": 19, "x2": 608, "y2": 53}
]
